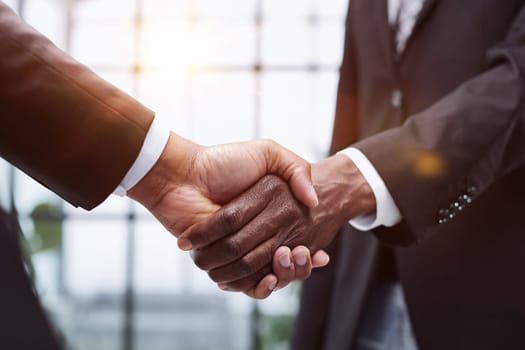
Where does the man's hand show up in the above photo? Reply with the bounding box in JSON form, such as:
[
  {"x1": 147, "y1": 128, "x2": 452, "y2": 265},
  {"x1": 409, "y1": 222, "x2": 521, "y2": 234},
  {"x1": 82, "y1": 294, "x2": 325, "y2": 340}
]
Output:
[
  {"x1": 127, "y1": 132, "x2": 318, "y2": 237},
  {"x1": 179, "y1": 154, "x2": 376, "y2": 298}
]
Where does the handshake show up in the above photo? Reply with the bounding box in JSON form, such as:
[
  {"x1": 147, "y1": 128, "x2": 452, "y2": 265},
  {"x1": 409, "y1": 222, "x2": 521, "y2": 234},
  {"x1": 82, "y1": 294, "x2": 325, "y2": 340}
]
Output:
[{"x1": 128, "y1": 132, "x2": 376, "y2": 299}]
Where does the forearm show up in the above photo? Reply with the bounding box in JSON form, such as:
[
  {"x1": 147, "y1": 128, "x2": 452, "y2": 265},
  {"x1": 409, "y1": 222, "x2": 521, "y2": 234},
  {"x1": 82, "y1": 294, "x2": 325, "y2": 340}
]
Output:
[
  {"x1": 309, "y1": 154, "x2": 376, "y2": 241},
  {"x1": 127, "y1": 132, "x2": 203, "y2": 214},
  {"x1": 0, "y1": 3, "x2": 154, "y2": 209},
  {"x1": 355, "y1": 5, "x2": 525, "y2": 244}
]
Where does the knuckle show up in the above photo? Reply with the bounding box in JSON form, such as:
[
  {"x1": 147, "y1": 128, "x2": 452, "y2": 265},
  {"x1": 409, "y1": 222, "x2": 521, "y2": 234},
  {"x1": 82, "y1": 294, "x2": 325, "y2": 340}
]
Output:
[
  {"x1": 262, "y1": 176, "x2": 288, "y2": 196},
  {"x1": 220, "y1": 206, "x2": 242, "y2": 232},
  {"x1": 299, "y1": 269, "x2": 312, "y2": 281},
  {"x1": 208, "y1": 269, "x2": 225, "y2": 284},
  {"x1": 184, "y1": 228, "x2": 204, "y2": 246},
  {"x1": 259, "y1": 175, "x2": 284, "y2": 193},
  {"x1": 280, "y1": 202, "x2": 302, "y2": 222},
  {"x1": 192, "y1": 251, "x2": 210, "y2": 271},
  {"x1": 261, "y1": 138, "x2": 277, "y2": 148},
  {"x1": 167, "y1": 221, "x2": 181, "y2": 238},
  {"x1": 224, "y1": 238, "x2": 243, "y2": 259},
  {"x1": 303, "y1": 161, "x2": 312, "y2": 173},
  {"x1": 238, "y1": 256, "x2": 255, "y2": 276},
  {"x1": 272, "y1": 177, "x2": 288, "y2": 192}
]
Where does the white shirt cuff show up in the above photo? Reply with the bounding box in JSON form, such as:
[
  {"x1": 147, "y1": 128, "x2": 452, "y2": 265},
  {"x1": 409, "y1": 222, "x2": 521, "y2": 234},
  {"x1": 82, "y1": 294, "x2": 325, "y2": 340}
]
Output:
[
  {"x1": 113, "y1": 116, "x2": 171, "y2": 197},
  {"x1": 338, "y1": 147, "x2": 402, "y2": 231}
]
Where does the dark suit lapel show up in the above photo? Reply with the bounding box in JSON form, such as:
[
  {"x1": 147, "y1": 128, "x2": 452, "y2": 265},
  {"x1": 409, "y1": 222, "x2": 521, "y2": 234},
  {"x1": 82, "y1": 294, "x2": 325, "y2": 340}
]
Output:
[
  {"x1": 373, "y1": 0, "x2": 440, "y2": 69},
  {"x1": 403, "y1": 0, "x2": 440, "y2": 51},
  {"x1": 374, "y1": 0, "x2": 397, "y2": 71}
]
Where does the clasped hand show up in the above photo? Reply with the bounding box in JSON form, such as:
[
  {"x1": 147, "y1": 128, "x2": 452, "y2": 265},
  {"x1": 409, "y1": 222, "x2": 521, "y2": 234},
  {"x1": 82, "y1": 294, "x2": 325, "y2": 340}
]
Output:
[{"x1": 129, "y1": 132, "x2": 374, "y2": 299}]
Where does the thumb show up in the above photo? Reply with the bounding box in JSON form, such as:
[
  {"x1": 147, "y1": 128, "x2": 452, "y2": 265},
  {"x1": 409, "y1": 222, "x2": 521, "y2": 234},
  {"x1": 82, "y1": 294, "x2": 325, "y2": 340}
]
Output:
[{"x1": 259, "y1": 139, "x2": 319, "y2": 208}]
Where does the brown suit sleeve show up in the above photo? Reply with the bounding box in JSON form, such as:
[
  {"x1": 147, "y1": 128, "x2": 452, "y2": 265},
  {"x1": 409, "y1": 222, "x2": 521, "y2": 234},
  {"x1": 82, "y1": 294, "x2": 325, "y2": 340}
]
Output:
[
  {"x1": 0, "y1": 3, "x2": 155, "y2": 210},
  {"x1": 355, "y1": 5, "x2": 525, "y2": 246}
]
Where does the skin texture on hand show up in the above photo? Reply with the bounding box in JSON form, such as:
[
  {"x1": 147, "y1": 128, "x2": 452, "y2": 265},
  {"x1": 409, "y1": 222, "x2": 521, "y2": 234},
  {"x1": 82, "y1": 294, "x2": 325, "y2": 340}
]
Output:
[
  {"x1": 127, "y1": 132, "x2": 325, "y2": 297},
  {"x1": 127, "y1": 132, "x2": 318, "y2": 236},
  {"x1": 179, "y1": 154, "x2": 376, "y2": 298}
]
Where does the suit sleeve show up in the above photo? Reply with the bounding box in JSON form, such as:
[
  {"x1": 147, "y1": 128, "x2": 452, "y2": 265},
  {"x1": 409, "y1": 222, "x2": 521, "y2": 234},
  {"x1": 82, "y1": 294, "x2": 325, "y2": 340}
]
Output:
[
  {"x1": 0, "y1": 2, "x2": 155, "y2": 210},
  {"x1": 354, "y1": 5, "x2": 525, "y2": 246}
]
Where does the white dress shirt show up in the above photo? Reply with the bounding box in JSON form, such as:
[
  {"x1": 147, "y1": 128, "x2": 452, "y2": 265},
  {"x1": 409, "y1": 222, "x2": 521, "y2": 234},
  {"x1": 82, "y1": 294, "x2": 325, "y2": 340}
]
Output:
[
  {"x1": 115, "y1": 0, "x2": 426, "y2": 231},
  {"x1": 113, "y1": 117, "x2": 170, "y2": 196}
]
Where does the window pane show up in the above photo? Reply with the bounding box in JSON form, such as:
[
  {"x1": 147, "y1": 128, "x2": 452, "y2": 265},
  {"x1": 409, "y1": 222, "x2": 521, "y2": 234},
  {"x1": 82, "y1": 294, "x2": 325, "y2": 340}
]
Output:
[
  {"x1": 262, "y1": 20, "x2": 312, "y2": 65},
  {"x1": 263, "y1": 0, "x2": 312, "y2": 19},
  {"x1": 314, "y1": 22, "x2": 346, "y2": 66},
  {"x1": 189, "y1": 72, "x2": 255, "y2": 145},
  {"x1": 96, "y1": 71, "x2": 135, "y2": 98},
  {"x1": 261, "y1": 71, "x2": 337, "y2": 161},
  {"x1": 314, "y1": 0, "x2": 350, "y2": 18},
  {"x1": 13, "y1": 170, "x2": 61, "y2": 216},
  {"x1": 139, "y1": 70, "x2": 188, "y2": 133},
  {"x1": 141, "y1": 20, "x2": 255, "y2": 68},
  {"x1": 74, "y1": 0, "x2": 136, "y2": 21},
  {"x1": 71, "y1": 22, "x2": 135, "y2": 67},
  {"x1": 144, "y1": 0, "x2": 193, "y2": 20},
  {"x1": 134, "y1": 220, "x2": 188, "y2": 294},
  {"x1": 195, "y1": 0, "x2": 256, "y2": 18},
  {"x1": 310, "y1": 71, "x2": 339, "y2": 159},
  {"x1": 63, "y1": 220, "x2": 127, "y2": 295},
  {"x1": 25, "y1": 0, "x2": 66, "y2": 48},
  {"x1": 133, "y1": 294, "x2": 252, "y2": 350},
  {"x1": 261, "y1": 72, "x2": 317, "y2": 161}
]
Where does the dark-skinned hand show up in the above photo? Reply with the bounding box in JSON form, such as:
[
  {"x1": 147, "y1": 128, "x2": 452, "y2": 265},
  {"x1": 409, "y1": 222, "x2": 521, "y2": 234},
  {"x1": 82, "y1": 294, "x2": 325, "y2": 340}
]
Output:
[{"x1": 178, "y1": 154, "x2": 376, "y2": 299}]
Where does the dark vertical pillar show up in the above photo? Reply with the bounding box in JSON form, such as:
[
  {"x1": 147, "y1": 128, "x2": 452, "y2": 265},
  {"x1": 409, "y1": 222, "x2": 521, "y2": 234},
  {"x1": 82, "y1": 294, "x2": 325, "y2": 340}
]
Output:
[{"x1": 122, "y1": 1, "x2": 143, "y2": 349}]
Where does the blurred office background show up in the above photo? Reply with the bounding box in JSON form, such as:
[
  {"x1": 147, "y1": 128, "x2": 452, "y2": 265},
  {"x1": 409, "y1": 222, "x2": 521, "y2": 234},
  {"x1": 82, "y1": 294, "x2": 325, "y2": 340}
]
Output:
[{"x1": 0, "y1": 0, "x2": 348, "y2": 349}]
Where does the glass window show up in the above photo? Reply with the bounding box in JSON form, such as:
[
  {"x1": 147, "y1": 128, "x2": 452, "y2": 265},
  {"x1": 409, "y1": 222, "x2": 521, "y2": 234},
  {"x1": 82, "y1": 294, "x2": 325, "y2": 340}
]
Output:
[
  {"x1": 71, "y1": 22, "x2": 135, "y2": 67},
  {"x1": 8, "y1": 0, "x2": 349, "y2": 349},
  {"x1": 195, "y1": 0, "x2": 256, "y2": 18},
  {"x1": 262, "y1": 20, "x2": 313, "y2": 65},
  {"x1": 63, "y1": 221, "x2": 128, "y2": 295}
]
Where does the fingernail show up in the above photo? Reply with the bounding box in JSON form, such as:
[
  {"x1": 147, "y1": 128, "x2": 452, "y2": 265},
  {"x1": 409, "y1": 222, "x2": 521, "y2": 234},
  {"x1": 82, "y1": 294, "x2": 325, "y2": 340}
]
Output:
[
  {"x1": 218, "y1": 284, "x2": 229, "y2": 291},
  {"x1": 279, "y1": 254, "x2": 291, "y2": 268},
  {"x1": 178, "y1": 238, "x2": 192, "y2": 251},
  {"x1": 268, "y1": 280, "x2": 277, "y2": 292},
  {"x1": 296, "y1": 254, "x2": 307, "y2": 266}
]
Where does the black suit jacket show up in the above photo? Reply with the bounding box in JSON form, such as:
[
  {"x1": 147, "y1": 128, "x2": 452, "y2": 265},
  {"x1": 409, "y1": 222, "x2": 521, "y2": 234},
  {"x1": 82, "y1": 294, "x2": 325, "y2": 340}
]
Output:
[
  {"x1": 293, "y1": 1, "x2": 525, "y2": 349},
  {"x1": 0, "y1": 207, "x2": 63, "y2": 349},
  {"x1": 0, "y1": 2, "x2": 153, "y2": 347}
]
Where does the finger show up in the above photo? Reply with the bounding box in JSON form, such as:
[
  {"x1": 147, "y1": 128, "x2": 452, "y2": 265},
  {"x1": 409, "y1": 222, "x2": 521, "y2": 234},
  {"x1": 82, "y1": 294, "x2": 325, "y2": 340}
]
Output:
[
  {"x1": 218, "y1": 264, "x2": 273, "y2": 293},
  {"x1": 243, "y1": 274, "x2": 278, "y2": 300},
  {"x1": 272, "y1": 246, "x2": 295, "y2": 290},
  {"x1": 191, "y1": 178, "x2": 297, "y2": 272},
  {"x1": 191, "y1": 201, "x2": 286, "y2": 271},
  {"x1": 260, "y1": 140, "x2": 319, "y2": 209},
  {"x1": 177, "y1": 180, "x2": 273, "y2": 251},
  {"x1": 291, "y1": 246, "x2": 313, "y2": 281},
  {"x1": 207, "y1": 238, "x2": 276, "y2": 284},
  {"x1": 312, "y1": 249, "x2": 330, "y2": 268}
]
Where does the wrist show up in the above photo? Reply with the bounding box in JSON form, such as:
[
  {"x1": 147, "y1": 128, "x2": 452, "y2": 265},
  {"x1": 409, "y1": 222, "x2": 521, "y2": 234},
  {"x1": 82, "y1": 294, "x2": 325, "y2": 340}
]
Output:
[
  {"x1": 127, "y1": 132, "x2": 201, "y2": 211},
  {"x1": 312, "y1": 154, "x2": 376, "y2": 222}
]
